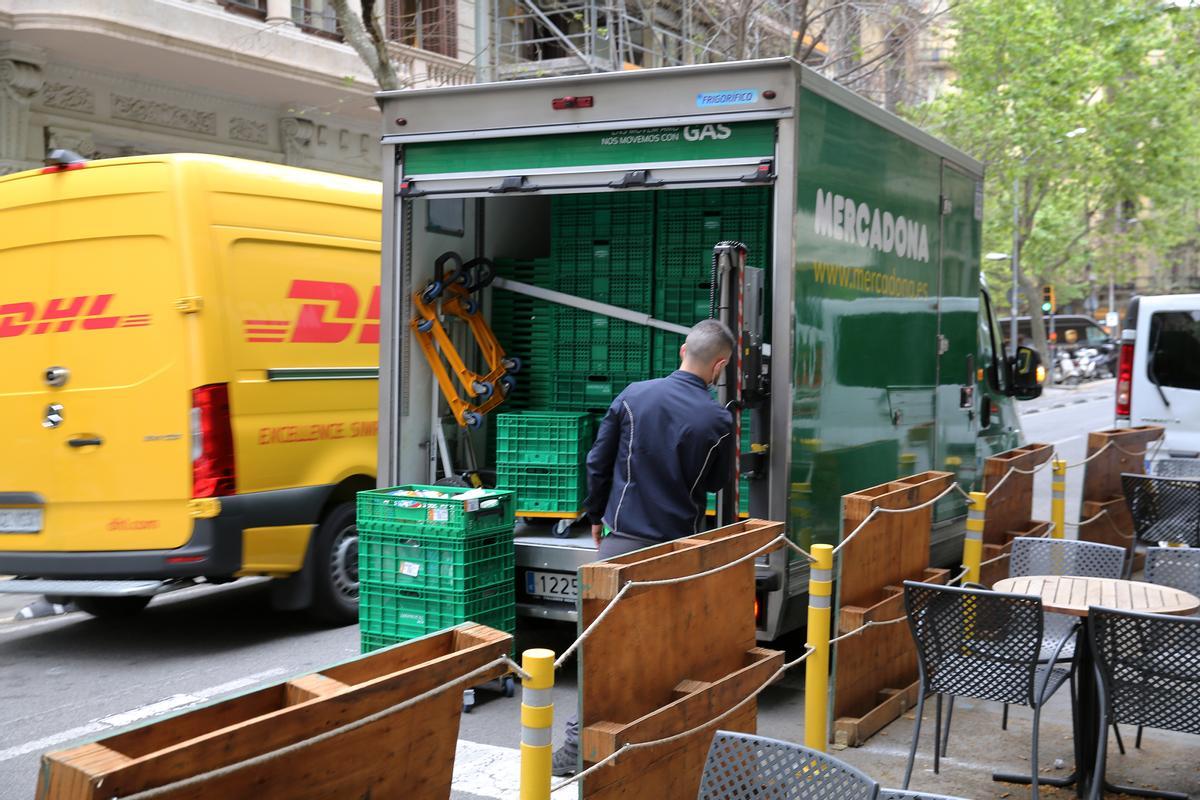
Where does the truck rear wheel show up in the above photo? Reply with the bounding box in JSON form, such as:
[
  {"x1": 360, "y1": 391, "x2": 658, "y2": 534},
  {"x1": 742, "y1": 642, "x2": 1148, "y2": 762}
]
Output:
[
  {"x1": 75, "y1": 596, "x2": 151, "y2": 619},
  {"x1": 309, "y1": 502, "x2": 359, "y2": 625}
]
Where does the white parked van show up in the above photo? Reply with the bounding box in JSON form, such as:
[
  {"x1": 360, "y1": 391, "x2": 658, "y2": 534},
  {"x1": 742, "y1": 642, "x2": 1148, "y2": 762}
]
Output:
[{"x1": 1116, "y1": 293, "x2": 1200, "y2": 458}]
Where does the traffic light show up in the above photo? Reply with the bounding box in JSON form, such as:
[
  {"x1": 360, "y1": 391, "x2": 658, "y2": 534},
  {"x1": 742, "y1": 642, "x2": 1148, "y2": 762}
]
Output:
[{"x1": 1041, "y1": 285, "x2": 1055, "y2": 314}]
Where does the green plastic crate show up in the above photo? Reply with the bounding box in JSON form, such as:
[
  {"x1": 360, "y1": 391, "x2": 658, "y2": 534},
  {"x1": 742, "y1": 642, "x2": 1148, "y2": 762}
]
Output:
[
  {"x1": 358, "y1": 527, "x2": 515, "y2": 592},
  {"x1": 553, "y1": 240, "x2": 654, "y2": 296},
  {"x1": 651, "y1": 330, "x2": 686, "y2": 377},
  {"x1": 654, "y1": 276, "x2": 714, "y2": 326},
  {"x1": 357, "y1": 485, "x2": 514, "y2": 539},
  {"x1": 495, "y1": 412, "x2": 594, "y2": 467},
  {"x1": 551, "y1": 193, "x2": 654, "y2": 242},
  {"x1": 655, "y1": 186, "x2": 771, "y2": 214},
  {"x1": 360, "y1": 631, "x2": 396, "y2": 654},
  {"x1": 556, "y1": 339, "x2": 651, "y2": 375},
  {"x1": 555, "y1": 310, "x2": 649, "y2": 345},
  {"x1": 552, "y1": 371, "x2": 644, "y2": 414},
  {"x1": 496, "y1": 464, "x2": 587, "y2": 514},
  {"x1": 654, "y1": 188, "x2": 771, "y2": 280},
  {"x1": 359, "y1": 581, "x2": 515, "y2": 643}
]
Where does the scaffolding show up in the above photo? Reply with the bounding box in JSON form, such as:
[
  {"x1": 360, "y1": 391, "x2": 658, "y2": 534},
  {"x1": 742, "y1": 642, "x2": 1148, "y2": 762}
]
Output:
[
  {"x1": 489, "y1": 0, "x2": 807, "y2": 80},
  {"x1": 486, "y1": 0, "x2": 947, "y2": 113}
]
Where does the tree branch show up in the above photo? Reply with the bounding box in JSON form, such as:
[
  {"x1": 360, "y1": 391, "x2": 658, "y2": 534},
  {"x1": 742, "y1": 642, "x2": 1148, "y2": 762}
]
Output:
[{"x1": 329, "y1": 0, "x2": 402, "y2": 92}]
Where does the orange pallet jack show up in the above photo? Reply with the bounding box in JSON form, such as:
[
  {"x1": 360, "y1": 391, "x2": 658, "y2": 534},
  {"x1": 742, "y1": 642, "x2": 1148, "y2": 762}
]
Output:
[{"x1": 411, "y1": 251, "x2": 519, "y2": 431}]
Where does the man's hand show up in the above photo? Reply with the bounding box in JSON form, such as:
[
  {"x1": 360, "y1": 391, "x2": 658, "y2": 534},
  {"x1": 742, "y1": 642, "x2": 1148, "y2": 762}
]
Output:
[{"x1": 591, "y1": 524, "x2": 603, "y2": 547}]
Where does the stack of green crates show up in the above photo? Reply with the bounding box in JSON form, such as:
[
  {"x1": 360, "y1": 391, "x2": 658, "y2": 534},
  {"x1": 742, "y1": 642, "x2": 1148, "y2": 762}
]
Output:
[
  {"x1": 487, "y1": 189, "x2": 771, "y2": 518},
  {"x1": 650, "y1": 186, "x2": 772, "y2": 380},
  {"x1": 550, "y1": 193, "x2": 653, "y2": 414},
  {"x1": 495, "y1": 412, "x2": 593, "y2": 515},
  {"x1": 357, "y1": 485, "x2": 515, "y2": 653}
]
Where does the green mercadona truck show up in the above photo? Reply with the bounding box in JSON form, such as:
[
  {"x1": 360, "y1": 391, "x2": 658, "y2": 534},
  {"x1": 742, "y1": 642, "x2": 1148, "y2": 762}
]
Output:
[{"x1": 374, "y1": 58, "x2": 1043, "y2": 641}]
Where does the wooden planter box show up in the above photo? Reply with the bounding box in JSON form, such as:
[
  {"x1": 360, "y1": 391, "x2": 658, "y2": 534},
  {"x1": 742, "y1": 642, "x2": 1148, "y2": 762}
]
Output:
[
  {"x1": 580, "y1": 519, "x2": 786, "y2": 800},
  {"x1": 39, "y1": 623, "x2": 511, "y2": 800},
  {"x1": 831, "y1": 472, "x2": 953, "y2": 748}
]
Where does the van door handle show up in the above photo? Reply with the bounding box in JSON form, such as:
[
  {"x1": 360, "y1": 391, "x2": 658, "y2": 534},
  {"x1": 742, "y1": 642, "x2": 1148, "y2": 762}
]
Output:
[{"x1": 67, "y1": 436, "x2": 103, "y2": 448}]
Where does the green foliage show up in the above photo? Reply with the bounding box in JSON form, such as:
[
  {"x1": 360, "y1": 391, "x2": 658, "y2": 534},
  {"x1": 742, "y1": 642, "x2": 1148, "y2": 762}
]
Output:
[{"x1": 906, "y1": 0, "x2": 1200, "y2": 307}]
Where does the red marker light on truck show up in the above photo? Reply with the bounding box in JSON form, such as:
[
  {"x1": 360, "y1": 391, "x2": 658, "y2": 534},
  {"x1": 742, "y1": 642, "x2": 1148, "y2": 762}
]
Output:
[
  {"x1": 39, "y1": 162, "x2": 86, "y2": 174},
  {"x1": 192, "y1": 384, "x2": 236, "y2": 497},
  {"x1": 1116, "y1": 341, "x2": 1135, "y2": 418}
]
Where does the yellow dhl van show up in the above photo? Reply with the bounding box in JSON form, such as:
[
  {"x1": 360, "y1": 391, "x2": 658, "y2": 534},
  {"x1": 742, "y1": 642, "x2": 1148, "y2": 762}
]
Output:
[{"x1": 0, "y1": 153, "x2": 380, "y2": 622}]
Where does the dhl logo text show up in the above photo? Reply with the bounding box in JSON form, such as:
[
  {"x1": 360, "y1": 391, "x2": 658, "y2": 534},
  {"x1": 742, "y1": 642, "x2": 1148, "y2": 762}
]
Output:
[
  {"x1": 245, "y1": 280, "x2": 379, "y2": 344},
  {"x1": 0, "y1": 295, "x2": 151, "y2": 338}
]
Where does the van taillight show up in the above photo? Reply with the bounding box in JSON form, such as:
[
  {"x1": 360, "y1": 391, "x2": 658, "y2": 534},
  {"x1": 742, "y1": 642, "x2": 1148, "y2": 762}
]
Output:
[
  {"x1": 1116, "y1": 342, "x2": 1135, "y2": 418},
  {"x1": 192, "y1": 384, "x2": 235, "y2": 497}
]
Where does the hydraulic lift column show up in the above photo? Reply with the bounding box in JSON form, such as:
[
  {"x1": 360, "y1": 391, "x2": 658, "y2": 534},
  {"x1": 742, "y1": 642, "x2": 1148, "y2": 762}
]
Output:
[{"x1": 710, "y1": 242, "x2": 768, "y2": 527}]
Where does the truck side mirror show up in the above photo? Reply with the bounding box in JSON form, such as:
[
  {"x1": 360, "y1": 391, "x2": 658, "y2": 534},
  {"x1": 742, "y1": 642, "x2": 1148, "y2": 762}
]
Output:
[{"x1": 1009, "y1": 345, "x2": 1044, "y2": 400}]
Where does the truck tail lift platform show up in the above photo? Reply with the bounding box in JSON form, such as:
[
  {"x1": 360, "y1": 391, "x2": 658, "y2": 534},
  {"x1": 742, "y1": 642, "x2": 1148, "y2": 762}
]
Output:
[{"x1": 376, "y1": 58, "x2": 1029, "y2": 640}]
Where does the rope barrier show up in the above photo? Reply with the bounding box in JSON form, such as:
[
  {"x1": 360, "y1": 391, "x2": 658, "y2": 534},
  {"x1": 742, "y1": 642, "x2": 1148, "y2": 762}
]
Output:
[
  {"x1": 1062, "y1": 440, "x2": 1114, "y2": 470},
  {"x1": 113, "y1": 655, "x2": 526, "y2": 800},
  {"x1": 1063, "y1": 507, "x2": 1135, "y2": 539},
  {"x1": 552, "y1": 534, "x2": 787, "y2": 670},
  {"x1": 829, "y1": 614, "x2": 910, "y2": 645},
  {"x1": 549, "y1": 646, "x2": 816, "y2": 793},
  {"x1": 945, "y1": 565, "x2": 971, "y2": 586},
  {"x1": 782, "y1": 537, "x2": 817, "y2": 563}
]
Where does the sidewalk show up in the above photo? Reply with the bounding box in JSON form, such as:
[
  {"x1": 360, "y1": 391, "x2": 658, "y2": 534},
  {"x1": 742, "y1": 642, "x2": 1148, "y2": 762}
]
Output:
[{"x1": 450, "y1": 677, "x2": 1200, "y2": 799}]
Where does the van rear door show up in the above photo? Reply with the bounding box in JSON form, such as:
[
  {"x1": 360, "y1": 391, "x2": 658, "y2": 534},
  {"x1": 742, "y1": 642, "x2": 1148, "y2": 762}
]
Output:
[
  {"x1": 1136, "y1": 305, "x2": 1200, "y2": 455},
  {"x1": 0, "y1": 162, "x2": 192, "y2": 554}
]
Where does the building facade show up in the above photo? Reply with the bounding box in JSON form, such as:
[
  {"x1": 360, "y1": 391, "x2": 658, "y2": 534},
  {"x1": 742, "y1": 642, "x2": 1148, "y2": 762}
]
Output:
[{"x1": 0, "y1": 0, "x2": 479, "y2": 179}]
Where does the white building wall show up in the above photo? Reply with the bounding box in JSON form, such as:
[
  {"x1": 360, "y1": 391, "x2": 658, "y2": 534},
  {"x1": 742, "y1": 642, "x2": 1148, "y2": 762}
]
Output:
[{"x1": 0, "y1": 0, "x2": 481, "y2": 178}]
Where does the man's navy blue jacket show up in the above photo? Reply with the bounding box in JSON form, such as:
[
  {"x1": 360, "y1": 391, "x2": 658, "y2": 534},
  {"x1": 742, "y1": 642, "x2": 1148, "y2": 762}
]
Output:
[{"x1": 584, "y1": 370, "x2": 735, "y2": 542}]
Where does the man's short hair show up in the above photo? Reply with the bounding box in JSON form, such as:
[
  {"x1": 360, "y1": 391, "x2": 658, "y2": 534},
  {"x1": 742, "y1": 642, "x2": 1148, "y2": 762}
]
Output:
[{"x1": 685, "y1": 319, "x2": 736, "y2": 363}]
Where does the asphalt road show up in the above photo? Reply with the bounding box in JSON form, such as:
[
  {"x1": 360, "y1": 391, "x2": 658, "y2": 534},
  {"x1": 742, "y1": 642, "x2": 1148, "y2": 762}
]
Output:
[{"x1": 0, "y1": 379, "x2": 1118, "y2": 799}]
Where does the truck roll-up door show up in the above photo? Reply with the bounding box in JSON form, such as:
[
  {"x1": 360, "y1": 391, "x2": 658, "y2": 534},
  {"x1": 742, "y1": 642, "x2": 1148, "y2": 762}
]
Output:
[{"x1": 396, "y1": 120, "x2": 777, "y2": 198}]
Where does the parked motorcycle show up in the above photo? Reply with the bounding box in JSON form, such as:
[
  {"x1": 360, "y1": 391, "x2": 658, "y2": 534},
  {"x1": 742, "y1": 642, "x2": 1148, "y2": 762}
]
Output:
[
  {"x1": 1074, "y1": 347, "x2": 1101, "y2": 382},
  {"x1": 1055, "y1": 349, "x2": 1082, "y2": 385}
]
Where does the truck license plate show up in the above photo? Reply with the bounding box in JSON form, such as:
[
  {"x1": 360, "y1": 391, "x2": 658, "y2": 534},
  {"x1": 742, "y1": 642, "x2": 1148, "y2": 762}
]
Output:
[
  {"x1": 525, "y1": 570, "x2": 578, "y2": 602},
  {"x1": 0, "y1": 508, "x2": 43, "y2": 533}
]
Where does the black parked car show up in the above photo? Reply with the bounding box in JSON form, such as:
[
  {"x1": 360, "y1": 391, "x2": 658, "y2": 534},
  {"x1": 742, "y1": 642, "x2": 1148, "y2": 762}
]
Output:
[{"x1": 999, "y1": 315, "x2": 1118, "y2": 377}]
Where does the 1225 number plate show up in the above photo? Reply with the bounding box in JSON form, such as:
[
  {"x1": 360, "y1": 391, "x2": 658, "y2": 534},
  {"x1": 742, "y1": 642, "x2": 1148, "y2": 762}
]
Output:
[{"x1": 524, "y1": 570, "x2": 578, "y2": 602}]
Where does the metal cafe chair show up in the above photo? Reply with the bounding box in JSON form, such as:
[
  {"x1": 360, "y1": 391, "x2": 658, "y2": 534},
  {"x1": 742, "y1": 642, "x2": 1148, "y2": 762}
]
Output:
[
  {"x1": 1121, "y1": 473, "x2": 1200, "y2": 548},
  {"x1": 1144, "y1": 546, "x2": 1200, "y2": 599},
  {"x1": 696, "y1": 731, "x2": 879, "y2": 800},
  {"x1": 878, "y1": 791, "x2": 972, "y2": 800},
  {"x1": 901, "y1": 582, "x2": 1074, "y2": 800},
  {"x1": 1089, "y1": 606, "x2": 1200, "y2": 800},
  {"x1": 998, "y1": 538, "x2": 1126, "y2": 737},
  {"x1": 1132, "y1": 546, "x2": 1200, "y2": 748},
  {"x1": 942, "y1": 538, "x2": 1125, "y2": 752},
  {"x1": 1152, "y1": 458, "x2": 1200, "y2": 479}
]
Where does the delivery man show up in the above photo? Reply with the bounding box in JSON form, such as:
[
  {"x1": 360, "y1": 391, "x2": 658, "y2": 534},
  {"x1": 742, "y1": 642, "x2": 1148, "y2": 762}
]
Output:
[{"x1": 552, "y1": 318, "x2": 738, "y2": 776}]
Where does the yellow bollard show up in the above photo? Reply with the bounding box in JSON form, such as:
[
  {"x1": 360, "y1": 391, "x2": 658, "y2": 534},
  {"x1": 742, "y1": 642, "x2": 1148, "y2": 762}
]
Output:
[
  {"x1": 1051, "y1": 459, "x2": 1066, "y2": 540},
  {"x1": 520, "y1": 648, "x2": 555, "y2": 800},
  {"x1": 963, "y1": 492, "x2": 985, "y2": 584},
  {"x1": 804, "y1": 543, "x2": 834, "y2": 752}
]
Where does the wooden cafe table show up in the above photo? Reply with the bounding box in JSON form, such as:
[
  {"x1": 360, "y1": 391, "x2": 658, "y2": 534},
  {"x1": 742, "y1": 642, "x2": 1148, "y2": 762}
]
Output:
[{"x1": 991, "y1": 575, "x2": 1200, "y2": 799}]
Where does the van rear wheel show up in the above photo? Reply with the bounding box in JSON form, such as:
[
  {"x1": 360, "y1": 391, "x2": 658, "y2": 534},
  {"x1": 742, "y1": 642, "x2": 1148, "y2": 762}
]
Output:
[
  {"x1": 75, "y1": 596, "x2": 151, "y2": 619},
  {"x1": 309, "y1": 502, "x2": 359, "y2": 626}
]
